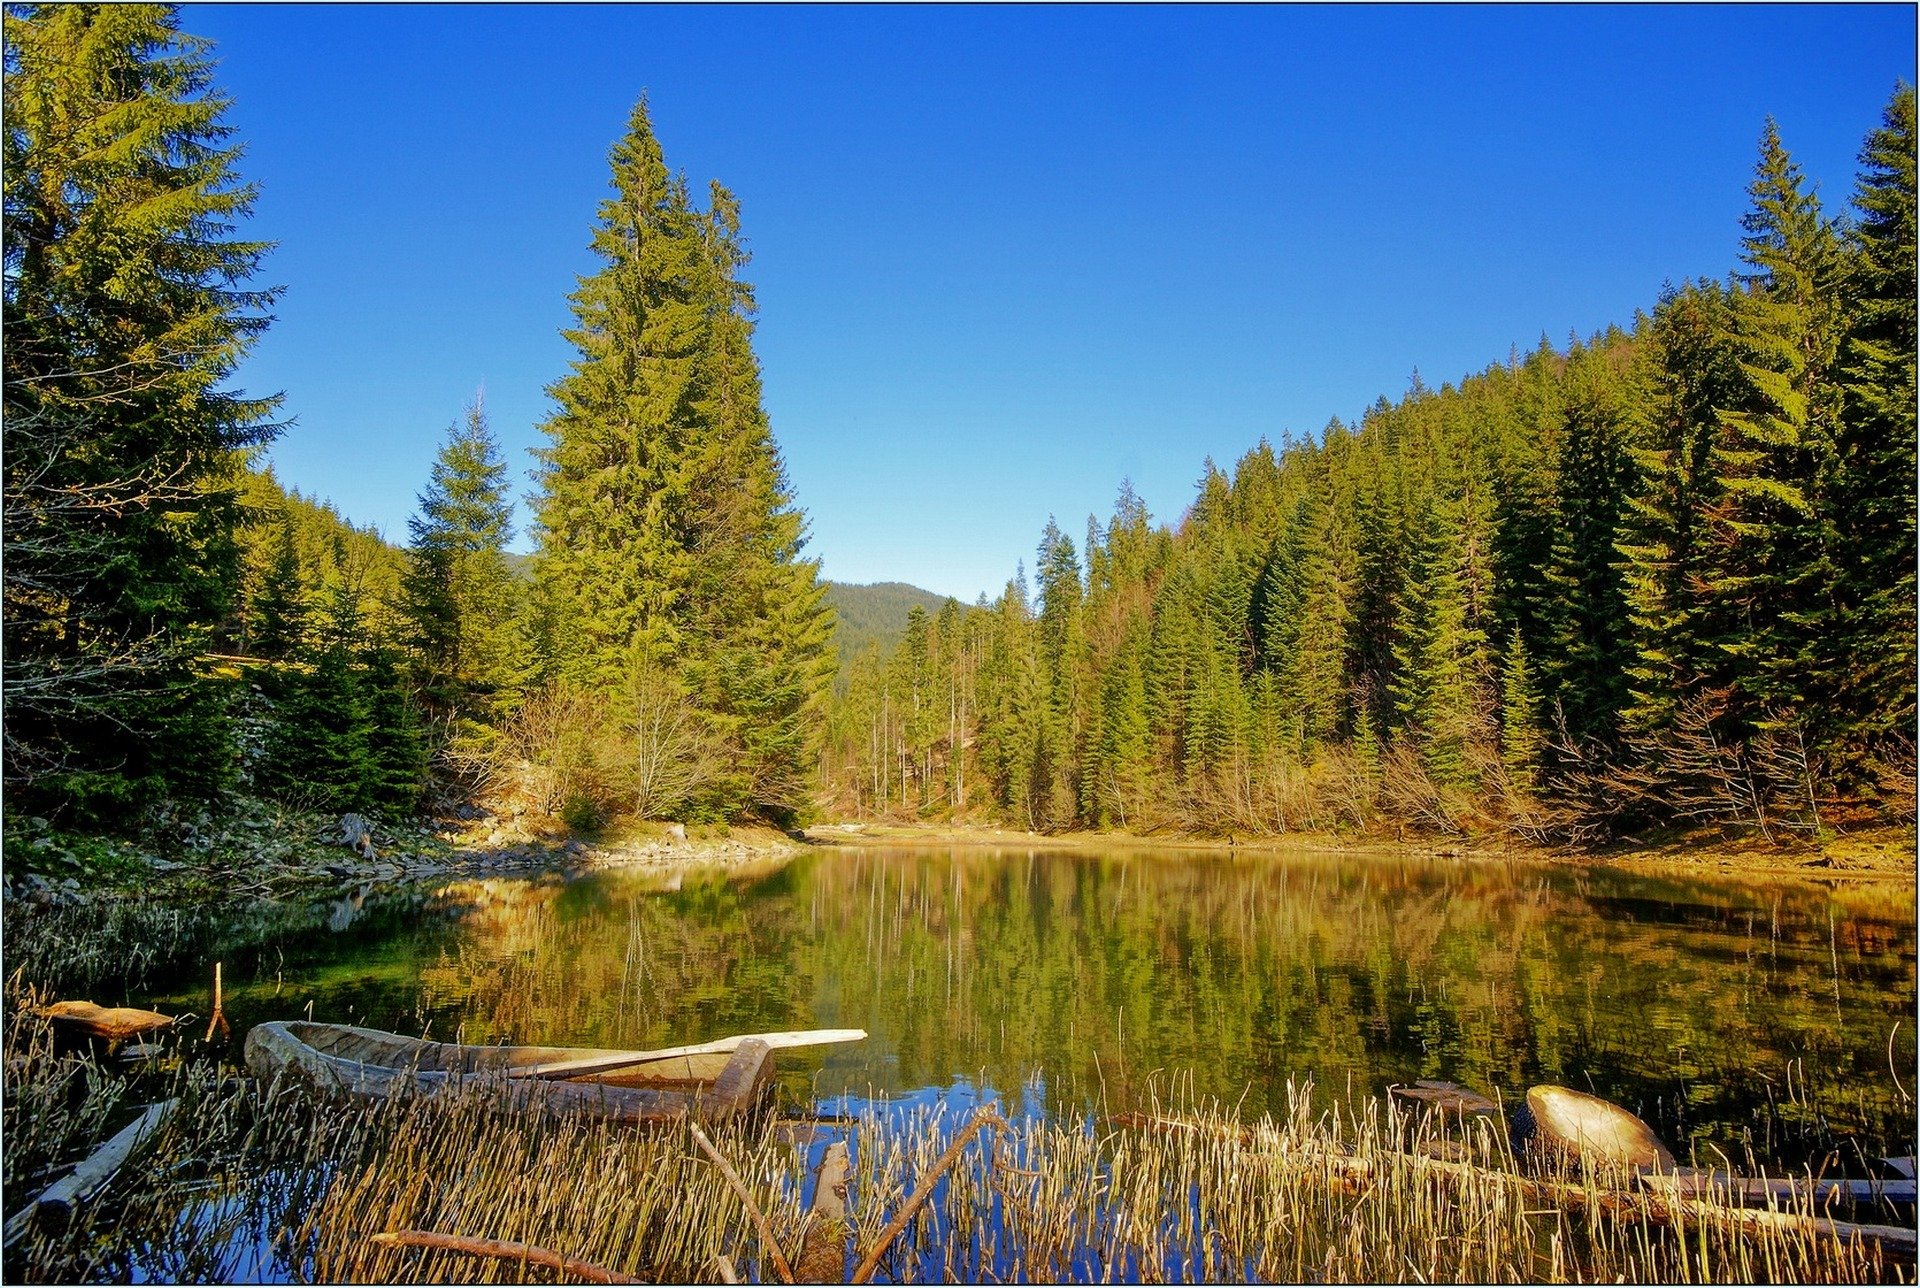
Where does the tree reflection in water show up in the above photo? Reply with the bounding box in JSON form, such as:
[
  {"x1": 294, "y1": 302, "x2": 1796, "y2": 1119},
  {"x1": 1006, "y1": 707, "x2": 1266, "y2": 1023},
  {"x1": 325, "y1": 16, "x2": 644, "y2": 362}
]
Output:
[{"x1": 189, "y1": 846, "x2": 1916, "y2": 1173}]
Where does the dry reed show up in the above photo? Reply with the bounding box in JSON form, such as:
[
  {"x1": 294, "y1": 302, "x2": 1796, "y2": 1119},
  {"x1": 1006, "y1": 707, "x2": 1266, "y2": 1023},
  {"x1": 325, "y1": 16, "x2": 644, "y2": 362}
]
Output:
[{"x1": 2, "y1": 993, "x2": 1908, "y2": 1285}]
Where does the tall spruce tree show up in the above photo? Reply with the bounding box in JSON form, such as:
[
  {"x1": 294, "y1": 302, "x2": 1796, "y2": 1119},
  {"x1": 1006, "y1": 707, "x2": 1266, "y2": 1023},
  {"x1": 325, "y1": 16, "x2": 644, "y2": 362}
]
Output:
[
  {"x1": 532, "y1": 98, "x2": 831, "y2": 822},
  {"x1": 401, "y1": 395, "x2": 522, "y2": 740},
  {"x1": 3, "y1": 4, "x2": 278, "y2": 819},
  {"x1": 1830, "y1": 85, "x2": 1918, "y2": 764}
]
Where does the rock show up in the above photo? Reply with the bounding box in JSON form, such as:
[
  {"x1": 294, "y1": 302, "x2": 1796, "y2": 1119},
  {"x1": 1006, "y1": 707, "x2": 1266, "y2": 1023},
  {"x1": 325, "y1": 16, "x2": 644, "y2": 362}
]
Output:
[
  {"x1": 337, "y1": 814, "x2": 377, "y2": 860},
  {"x1": 1519, "y1": 1085, "x2": 1676, "y2": 1173}
]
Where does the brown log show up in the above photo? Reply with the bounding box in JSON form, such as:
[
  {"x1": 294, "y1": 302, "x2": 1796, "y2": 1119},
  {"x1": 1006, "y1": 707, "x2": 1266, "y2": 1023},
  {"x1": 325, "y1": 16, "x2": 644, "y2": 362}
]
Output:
[
  {"x1": 1115, "y1": 1109, "x2": 1915, "y2": 1259},
  {"x1": 39, "y1": 1001, "x2": 174, "y2": 1043},
  {"x1": 688, "y1": 1120, "x2": 797, "y2": 1284},
  {"x1": 793, "y1": 1141, "x2": 853, "y2": 1283},
  {"x1": 370, "y1": 1230, "x2": 640, "y2": 1283}
]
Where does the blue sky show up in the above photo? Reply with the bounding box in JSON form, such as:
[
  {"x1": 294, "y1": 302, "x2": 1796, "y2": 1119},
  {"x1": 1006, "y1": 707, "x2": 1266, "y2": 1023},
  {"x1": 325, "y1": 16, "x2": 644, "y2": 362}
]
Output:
[{"x1": 182, "y1": 4, "x2": 1914, "y2": 604}]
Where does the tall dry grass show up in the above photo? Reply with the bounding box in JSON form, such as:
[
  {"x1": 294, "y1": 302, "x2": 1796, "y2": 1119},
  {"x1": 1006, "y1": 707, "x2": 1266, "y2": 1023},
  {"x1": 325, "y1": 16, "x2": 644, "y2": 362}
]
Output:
[{"x1": 3, "y1": 992, "x2": 1907, "y2": 1285}]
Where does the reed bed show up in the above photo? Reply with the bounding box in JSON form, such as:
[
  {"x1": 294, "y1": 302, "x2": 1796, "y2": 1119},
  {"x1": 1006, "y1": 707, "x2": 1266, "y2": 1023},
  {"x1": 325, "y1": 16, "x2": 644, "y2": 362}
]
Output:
[{"x1": 2, "y1": 1002, "x2": 1908, "y2": 1285}]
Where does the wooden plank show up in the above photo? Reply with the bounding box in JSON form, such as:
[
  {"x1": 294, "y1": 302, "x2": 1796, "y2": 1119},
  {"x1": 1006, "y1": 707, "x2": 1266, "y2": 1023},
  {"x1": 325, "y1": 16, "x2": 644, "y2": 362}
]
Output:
[
  {"x1": 2, "y1": 1100, "x2": 178, "y2": 1243},
  {"x1": 704, "y1": 1038, "x2": 773, "y2": 1118},
  {"x1": 39, "y1": 1001, "x2": 175, "y2": 1043},
  {"x1": 508, "y1": 1028, "x2": 867, "y2": 1082},
  {"x1": 1650, "y1": 1171, "x2": 1918, "y2": 1207}
]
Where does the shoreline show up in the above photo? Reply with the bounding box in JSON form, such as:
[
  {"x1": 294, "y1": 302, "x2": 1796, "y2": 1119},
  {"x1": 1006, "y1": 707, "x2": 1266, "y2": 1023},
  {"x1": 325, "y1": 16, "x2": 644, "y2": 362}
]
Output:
[{"x1": 797, "y1": 819, "x2": 1918, "y2": 884}]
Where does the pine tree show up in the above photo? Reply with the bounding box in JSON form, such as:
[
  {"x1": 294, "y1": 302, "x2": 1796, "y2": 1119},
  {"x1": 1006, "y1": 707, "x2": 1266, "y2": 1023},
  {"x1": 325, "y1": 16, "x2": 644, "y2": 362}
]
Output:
[
  {"x1": 402, "y1": 395, "x2": 523, "y2": 739},
  {"x1": 1829, "y1": 85, "x2": 1918, "y2": 762},
  {"x1": 1540, "y1": 344, "x2": 1635, "y2": 754},
  {"x1": 1033, "y1": 518, "x2": 1085, "y2": 829},
  {"x1": 249, "y1": 521, "x2": 310, "y2": 660},
  {"x1": 532, "y1": 99, "x2": 831, "y2": 822},
  {"x1": 1619, "y1": 283, "x2": 1747, "y2": 746},
  {"x1": 1715, "y1": 120, "x2": 1846, "y2": 745},
  {"x1": 3, "y1": 4, "x2": 279, "y2": 818}
]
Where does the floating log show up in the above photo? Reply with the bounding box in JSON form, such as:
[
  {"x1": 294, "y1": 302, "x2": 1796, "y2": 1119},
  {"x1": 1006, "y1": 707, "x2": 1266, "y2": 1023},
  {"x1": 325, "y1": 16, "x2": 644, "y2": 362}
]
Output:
[
  {"x1": 38, "y1": 1001, "x2": 175, "y2": 1044},
  {"x1": 1651, "y1": 1170, "x2": 1917, "y2": 1208},
  {"x1": 794, "y1": 1141, "x2": 853, "y2": 1283},
  {"x1": 1389, "y1": 1079, "x2": 1499, "y2": 1116},
  {"x1": 370, "y1": 1230, "x2": 639, "y2": 1284},
  {"x1": 2, "y1": 1099, "x2": 178, "y2": 1245},
  {"x1": 1116, "y1": 1109, "x2": 1916, "y2": 1259}
]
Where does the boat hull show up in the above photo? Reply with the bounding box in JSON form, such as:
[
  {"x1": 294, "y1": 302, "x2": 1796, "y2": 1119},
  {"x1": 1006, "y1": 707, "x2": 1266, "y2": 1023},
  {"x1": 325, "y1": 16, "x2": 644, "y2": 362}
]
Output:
[{"x1": 244, "y1": 1021, "x2": 773, "y2": 1124}]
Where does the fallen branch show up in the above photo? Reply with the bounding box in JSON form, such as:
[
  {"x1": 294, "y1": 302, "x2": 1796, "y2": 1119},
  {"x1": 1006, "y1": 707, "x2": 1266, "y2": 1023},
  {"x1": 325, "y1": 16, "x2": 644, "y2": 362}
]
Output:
[
  {"x1": 688, "y1": 1120, "x2": 797, "y2": 1284},
  {"x1": 851, "y1": 1108, "x2": 1007, "y2": 1284},
  {"x1": 369, "y1": 1230, "x2": 639, "y2": 1284},
  {"x1": 3, "y1": 1099, "x2": 179, "y2": 1244},
  {"x1": 1115, "y1": 1110, "x2": 1916, "y2": 1259}
]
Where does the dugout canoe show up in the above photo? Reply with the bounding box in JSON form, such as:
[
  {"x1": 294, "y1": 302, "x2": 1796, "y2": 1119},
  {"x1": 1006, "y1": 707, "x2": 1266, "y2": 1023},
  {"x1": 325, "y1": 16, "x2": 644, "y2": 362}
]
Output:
[{"x1": 243, "y1": 1021, "x2": 864, "y2": 1124}]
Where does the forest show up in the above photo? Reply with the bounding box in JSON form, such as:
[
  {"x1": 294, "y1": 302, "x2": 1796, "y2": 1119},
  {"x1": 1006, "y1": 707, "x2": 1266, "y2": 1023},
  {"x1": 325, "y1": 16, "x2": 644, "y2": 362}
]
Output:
[{"x1": 4, "y1": 4, "x2": 1914, "y2": 851}]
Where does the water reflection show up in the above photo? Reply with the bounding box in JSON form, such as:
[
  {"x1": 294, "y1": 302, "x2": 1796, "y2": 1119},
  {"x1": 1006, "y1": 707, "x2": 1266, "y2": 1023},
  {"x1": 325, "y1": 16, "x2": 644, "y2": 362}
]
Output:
[{"x1": 162, "y1": 846, "x2": 1916, "y2": 1171}]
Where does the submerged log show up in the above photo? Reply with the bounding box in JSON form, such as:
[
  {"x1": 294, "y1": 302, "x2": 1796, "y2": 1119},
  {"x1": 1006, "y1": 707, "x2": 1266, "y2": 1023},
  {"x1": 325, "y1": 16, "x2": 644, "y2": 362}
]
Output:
[
  {"x1": 793, "y1": 1141, "x2": 853, "y2": 1283},
  {"x1": 1389, "y1": 1079, "x2": 1500, "y2": 1116},
  {"x1": 2, "y1": 1099, "x2": 179, "y2": 1245}
]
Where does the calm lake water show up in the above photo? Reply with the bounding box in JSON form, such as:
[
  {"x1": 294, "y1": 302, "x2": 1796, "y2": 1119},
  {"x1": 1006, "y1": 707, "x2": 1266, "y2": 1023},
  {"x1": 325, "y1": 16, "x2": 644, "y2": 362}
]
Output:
[{"x1": 150, "y1": 844, "x2": 1918, "y2": 1171}]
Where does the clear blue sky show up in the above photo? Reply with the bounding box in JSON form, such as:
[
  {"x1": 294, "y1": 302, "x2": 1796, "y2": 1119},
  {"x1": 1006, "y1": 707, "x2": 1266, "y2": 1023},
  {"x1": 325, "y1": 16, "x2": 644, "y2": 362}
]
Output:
[{"x1": 181, "y1": 3, "x2": 1914, "y2": 604}]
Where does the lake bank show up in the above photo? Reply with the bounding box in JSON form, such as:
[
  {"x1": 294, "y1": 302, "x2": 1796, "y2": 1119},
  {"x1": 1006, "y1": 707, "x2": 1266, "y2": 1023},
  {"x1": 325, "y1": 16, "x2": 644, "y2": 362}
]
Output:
[{"x1": 800, "y1": 819, "x2": 1918, "y2": 883}]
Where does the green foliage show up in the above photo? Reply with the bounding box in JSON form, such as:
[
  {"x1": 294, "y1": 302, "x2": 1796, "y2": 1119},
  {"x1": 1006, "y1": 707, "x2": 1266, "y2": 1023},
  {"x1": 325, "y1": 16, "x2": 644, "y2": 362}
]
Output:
[
  {"x1": 401, "y1": 396, "x2": 526, "y2": 746},
  {"x1": 2, "y1": 3, "x2": 279, "y2": 822},
  {"x1": 532, "y1": 99, "x2": 833, "y2": 823},
  {"x1": 825, "y1": 93, "x2": 1915, "y2": 841}
]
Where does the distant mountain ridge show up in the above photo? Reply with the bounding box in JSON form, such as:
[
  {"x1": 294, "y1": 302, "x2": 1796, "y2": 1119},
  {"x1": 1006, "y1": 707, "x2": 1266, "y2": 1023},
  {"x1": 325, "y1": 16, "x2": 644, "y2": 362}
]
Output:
[{"x1": 825, "y1": 580, "x2": 951, "y2": 671}]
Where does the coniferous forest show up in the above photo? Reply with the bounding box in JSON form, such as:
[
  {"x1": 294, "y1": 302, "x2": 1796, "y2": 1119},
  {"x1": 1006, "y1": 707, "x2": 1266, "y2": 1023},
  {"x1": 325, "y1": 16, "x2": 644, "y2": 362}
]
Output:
[{"x1": 4, "y1": 4, "x2": 1914, "y2": 851}]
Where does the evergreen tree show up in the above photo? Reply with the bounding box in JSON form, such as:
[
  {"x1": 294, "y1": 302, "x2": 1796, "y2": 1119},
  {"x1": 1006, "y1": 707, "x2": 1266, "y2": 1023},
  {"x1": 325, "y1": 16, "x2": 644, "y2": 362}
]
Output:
[
  {"x1": 1830, "y1": 85, "x2": 1918, "y2": 762},
  {"x1": 532, "y1": 99, "x2": 831, "y2": 821},
  {"x1": 401, "y1": 395, "x2": 523, "y2": 739},
  {"x1": 1540, "y1": 344, "x2": 1635, "y2": 754},
  {"x1": 3, "y1": 3, "x2": 279, "y2": 818},
  {"x1": 249, "y1": 521, "x2": 310, "y2": 660},
  {"x1": 1715, "y1": 120, "x2": 1846, "y2": 746}
]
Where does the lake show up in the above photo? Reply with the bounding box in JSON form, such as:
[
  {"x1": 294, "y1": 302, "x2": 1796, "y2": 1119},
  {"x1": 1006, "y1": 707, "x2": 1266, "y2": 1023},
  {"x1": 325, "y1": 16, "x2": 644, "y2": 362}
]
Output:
[{"x1": 150, "y1": 843, "x2": 1917, "y2": 1172}]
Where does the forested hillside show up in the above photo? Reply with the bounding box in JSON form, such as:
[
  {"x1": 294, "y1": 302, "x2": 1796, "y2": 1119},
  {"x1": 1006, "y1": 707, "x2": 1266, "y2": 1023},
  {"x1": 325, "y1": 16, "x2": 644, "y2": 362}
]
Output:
[
  {"x1": 3, "y1": 4, "x2": 1910, "y2": 851},
  {"x1": 823, "y1": 93, "x2": 1918, "y2": 842},
  {"x1": 824, "y1": 582, "x2": 953, "y2": 686},
  {"x1": 3, "y1": 7, "x2": 832, "y2": 834}
]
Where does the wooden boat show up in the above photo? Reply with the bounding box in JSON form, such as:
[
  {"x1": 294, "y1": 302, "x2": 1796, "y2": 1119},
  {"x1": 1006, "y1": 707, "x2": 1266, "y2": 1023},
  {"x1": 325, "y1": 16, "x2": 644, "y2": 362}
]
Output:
[{"x1": 244, "y1": 1021, "x2": 865, "y2": 1124}]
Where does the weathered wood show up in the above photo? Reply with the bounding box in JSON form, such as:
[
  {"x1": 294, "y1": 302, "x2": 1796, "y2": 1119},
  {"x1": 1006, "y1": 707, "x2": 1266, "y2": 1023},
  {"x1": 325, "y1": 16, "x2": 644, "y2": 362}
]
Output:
[
  {"x1": 2, "y1": 1100, "x2": 179, "y2": 1243},
  {"x1": 706, "y1": 1038, "x2": 774, "y2": 1118},
  {"x1": 510, "y1": 1028, "x2": 869, "y2": 1083},
  {"x1": 851, "y1": 1108, "x2": 1007, "y2": 1285},
  {"x1": 1651, "y1": 1170, "x2": 1917, "y2": 1207},
  {"x1": 370, "y1": 1230, "x2": 640, "y2": 1283},
  {"x1": 1389, "y1": 1080, "x2": 1499, "y2": 1115},
  {"x1": 244, "y1": 1021, "x2": 775, "y2": 1125},
  {"x1": 794, "y1": 1141, "x2": 853, "y2": 1283},
  {"x1": 1116, "y1": 1110, "x2": 1915, "y2": 1259},
  {"x1": 1523, "y1": 1084, "x2": 1676, "y2": 1172},
  {"x1": 38, "y1": 1001, "x2": 175, "y2": 1044},
  {"x1": 688, "y1": 1121, "x2": 796, "y2": 1284}
]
